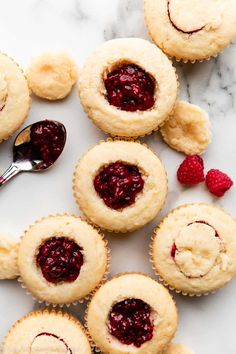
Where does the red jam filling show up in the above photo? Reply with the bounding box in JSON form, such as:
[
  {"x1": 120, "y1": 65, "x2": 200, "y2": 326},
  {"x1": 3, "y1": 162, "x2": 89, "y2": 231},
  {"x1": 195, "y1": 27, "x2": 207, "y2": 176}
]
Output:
[
  {"x1": 30, "y1": 120, "x2": 66, "y2": 168},
  {"x1": 104, "y1": 64, "x2": 155, "y2": 112},
  {"x1": 171, "y1": 243, "x2": 177, "y2": 258},
  {"x1": 36, "y1": 237, "x2": 84, "y2": 284},
  {"x1": 33, "y1": 333, "x2": 72, "y2": 354},
  {"x1": 93, "y1": 162, "x2": 144, "y2": 210},
  {"x1": 108, "y1": 298, "x2": 154, "y2": 348}
]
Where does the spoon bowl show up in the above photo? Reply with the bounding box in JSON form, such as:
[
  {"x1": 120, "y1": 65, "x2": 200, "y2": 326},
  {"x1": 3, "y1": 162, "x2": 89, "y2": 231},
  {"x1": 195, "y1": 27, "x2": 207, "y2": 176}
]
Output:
[{"x1": 0, "y1": 120, "x2": 66, "y2": 186}]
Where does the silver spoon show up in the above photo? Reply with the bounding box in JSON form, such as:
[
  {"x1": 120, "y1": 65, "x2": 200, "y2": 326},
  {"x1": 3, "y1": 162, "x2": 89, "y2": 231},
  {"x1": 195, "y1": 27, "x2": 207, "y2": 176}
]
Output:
[{"x1": 0, "y1": 120, "x2": 66, "y2": 187}]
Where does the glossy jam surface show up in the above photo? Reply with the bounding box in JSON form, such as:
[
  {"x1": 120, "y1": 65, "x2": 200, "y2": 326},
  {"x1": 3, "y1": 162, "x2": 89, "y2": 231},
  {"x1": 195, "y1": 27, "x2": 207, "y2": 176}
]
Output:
[
  {"x1": 104, "y1": 64, "x2": 155, "y2": 112},
  {"x1": 108, "y1": 298, "x2": 154, "y2": 348},
  {"x1": 94, "y1": 162, "x2": 144, "y2": 210},
  {"x1": 36, "y1": 237, "x2": 84, "y2": 284},
  {"x1": 30, "y1": 120, "x2": 66, "y2": 168}
]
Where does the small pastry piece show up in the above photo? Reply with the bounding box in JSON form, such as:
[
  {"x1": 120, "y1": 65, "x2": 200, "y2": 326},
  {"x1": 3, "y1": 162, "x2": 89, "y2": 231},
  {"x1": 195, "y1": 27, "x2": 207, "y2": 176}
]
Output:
[
  {"x1": 0, "y1": 53, "x2": 30, "y2": 142},
  {"x1": 27, "y1": 53, "x2": 77, "y2": 100},
  {"x1": 151, "y1": 204, "x2": 236, "y2": 295},
  {"x1": 2, "y1": 310, "x2": 91, "y2": 354},
  {"x1": 18, "y1": 215, "x2": 108, "y2": 305},
  {"x1": 73, "y1": 140, "x2": 168, "y2": 233},
  {"x1": 164, "y1": 343, "x2": 194, "y2": 354},
  {"x1": 144, "y1": 0, "x2": 236, "y2": 62},
  {"x1": 0, "y1": 234, "x2": 19, "y2": 280},
  {"x1": 78, "y1": 38, "x2": 178, "y2": 137},
  {"x1": 87, "y1": 273, "x2": 178, "y2": 354},
  {"x1": 161, "y1": 101, "x2": 211, "y2": 155}
]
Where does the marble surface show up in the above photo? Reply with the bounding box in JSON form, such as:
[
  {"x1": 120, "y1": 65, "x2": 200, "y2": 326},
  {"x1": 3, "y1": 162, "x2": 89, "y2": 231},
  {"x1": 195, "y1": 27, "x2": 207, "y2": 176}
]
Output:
[{"x1": 0, "y1": 0, "x2": 236, "y2": 353}]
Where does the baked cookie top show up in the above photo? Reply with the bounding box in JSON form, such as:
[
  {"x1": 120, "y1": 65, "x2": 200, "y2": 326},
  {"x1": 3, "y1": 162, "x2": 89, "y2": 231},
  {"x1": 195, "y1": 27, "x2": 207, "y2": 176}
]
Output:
[
  {"x1": 18, "y1": 215, "x2": 108, "y2": 305},
  {"x1": 73, "y1": 140, "x2": 168, "y2": 233},
  {"x1": 3, "y1": 310, "x2": 91, "y2": 354},
  {"x1": 0, "y1": 234, "x2": 19, "y2": 280},
  {"x1": 27, "y1": 53, "x2": 77, "y2": 100},
  {"x1": 161, "y1": 101, "x2": 211, "y2": 155},
  {"x1": 78, "y1": 38, "x2": 178, "y2": 137},
  {"x1": 87, "y1": 273, "x2": 178, "y2": 354},
  {"x1": 164, "y1": 343, "x2": 194, "y2": 354},
  {"x1": 144, "y1": 0, "x2": 236, "y2": 61},
  {"x1": 151, "y1": 204, "x2": 236, "y2": 295},
  {"x1": 0, "y1": 53, "x2": 30, "y2": 142}
]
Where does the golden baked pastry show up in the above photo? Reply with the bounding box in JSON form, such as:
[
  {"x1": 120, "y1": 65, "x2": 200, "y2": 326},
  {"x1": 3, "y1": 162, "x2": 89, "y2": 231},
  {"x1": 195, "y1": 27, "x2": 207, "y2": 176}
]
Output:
[
  {"x1": 73, "y1": 140, "x2": 168, "y2": 233},
  {"x1": 27, "y1": 53, "x2": 77, "y2": 100},
  {"x1": 0, "y1": 53, "x2": 30, "y2": 142},
  {"x1": 0, "y1": 234, "x2": 18, "y2": 280},
  {"x1": 78, "y1": 38, "x2": 178, "y2": 137},
  {"x1": 144, "y1": 0, "x2": 236, "y2": 62},
  {"x1": 161, "y1": 101, "x2": 211, "y2": 155},
  {"x1": 87, "y1": 273, "x2": 178, "y2": 354},
  {"x1": 3, "y1": 310, "x2": 91, "y2": 354},
  {"x1": 151, "y1": 204, "x2": 236, "y2": 295},
  {"x1": 18, "y1": 215, "x2": 109, "y2": 305}
]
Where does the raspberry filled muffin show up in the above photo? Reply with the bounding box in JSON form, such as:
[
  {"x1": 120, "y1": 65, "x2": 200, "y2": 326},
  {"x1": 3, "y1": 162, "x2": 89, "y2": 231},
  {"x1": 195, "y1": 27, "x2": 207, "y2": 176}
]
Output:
[
  {"x1": 78, "y1": 38, "x2": 178, "y2": 137},
  {"x1": 161, "y1": 101, "x2": 211, "y2": 155},
  {"x1": 164, "y1": 343, "x2": 194, "y2": 354},
  {"x1": 86, "y1": 273, "x2": 178, "y2": 354},
  {"x1": 0, "y1": 234, "x2": 18, "y2": 280},
  {"x1": 151, "y1": 204, "x2": 236, "y2": 295},
  {"x1": 18, "y1": 215, "x2": 109, "y2": 305},
  {"x1": 144, "y1": 0, "x2": 236, "y2": 62},
  {"x1": 2, "y1": 310, "x2": 91, "y2": 354},
  {"x1": 0, "y1": 53, "x2": 30, "y2": 142},
  {"x1": 27, "y1": 53, "x2": 77, "y2": 100},
  {"x1": 73, "y1": 140, "x2": 168, "y2": 233}
]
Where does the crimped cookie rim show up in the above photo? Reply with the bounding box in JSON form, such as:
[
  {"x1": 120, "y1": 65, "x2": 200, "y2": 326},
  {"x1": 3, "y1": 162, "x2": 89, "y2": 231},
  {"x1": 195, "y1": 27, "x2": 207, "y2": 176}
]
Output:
[
  {"x1": 72, "y1": 137, "x2": 169, "y2": 233},
  {"x1": 85, "y1": 271, "x2": 178, "y2": 353},
  {"x1": 17, "y1": 213, "x2": 110, "y2": 307},
  {"x1": 77, "y1": 38, "x2": 179, "y2": 138},
  {"x1": 2, "y1": 308, "x2": 92, "y2": 353},
  {"x1": 143, "y1": 0, "x2": 236, "y2": 63},
  {"x1": 150, "y1": 202, "x2": 236, "y2": 296},
  {"x1": 0, "y1": 51, "x2": 31, "y2": 144}
]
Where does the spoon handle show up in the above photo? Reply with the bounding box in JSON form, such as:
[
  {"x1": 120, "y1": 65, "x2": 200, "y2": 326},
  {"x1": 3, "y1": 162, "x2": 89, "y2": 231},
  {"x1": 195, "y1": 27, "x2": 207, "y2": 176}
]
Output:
[{"x1": 0, "y1": 163, "x2": 21, "y2": 187}]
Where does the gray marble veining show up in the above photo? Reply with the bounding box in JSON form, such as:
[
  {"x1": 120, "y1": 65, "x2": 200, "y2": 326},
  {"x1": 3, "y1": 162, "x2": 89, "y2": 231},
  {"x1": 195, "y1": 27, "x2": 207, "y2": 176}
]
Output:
[{"x1": 0, "y1": 1, "x2": 235, "y2": 353}]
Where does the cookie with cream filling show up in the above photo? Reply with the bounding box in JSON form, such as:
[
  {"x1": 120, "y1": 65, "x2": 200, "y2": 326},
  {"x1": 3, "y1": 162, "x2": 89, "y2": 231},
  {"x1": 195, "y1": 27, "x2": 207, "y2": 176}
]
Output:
[
  {"x1": 2, "y1": 310, "x2": 91, "y2": 354},
  {"x1": 144, "y1": 0, "x2": 236, "y2": 61},
  {"x1": 151, "y1": 204, "x2": 236, "y2": 295}
]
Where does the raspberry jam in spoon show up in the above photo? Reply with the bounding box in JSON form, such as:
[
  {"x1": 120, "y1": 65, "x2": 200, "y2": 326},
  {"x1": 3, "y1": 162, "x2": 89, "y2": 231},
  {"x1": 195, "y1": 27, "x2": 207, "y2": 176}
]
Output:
[{"x1": 0, "y1": 119, "x2": 66, "y2": 188}]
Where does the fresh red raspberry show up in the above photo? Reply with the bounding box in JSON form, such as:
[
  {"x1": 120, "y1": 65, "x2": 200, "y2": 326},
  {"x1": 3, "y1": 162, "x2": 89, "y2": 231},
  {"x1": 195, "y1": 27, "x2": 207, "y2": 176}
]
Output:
[
  {"x1": 206, "y1": 169, "x2": 233, "y2": 197},
  {"x1": 177, "y1": 155, "x2": 205, "y2": 185}
]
